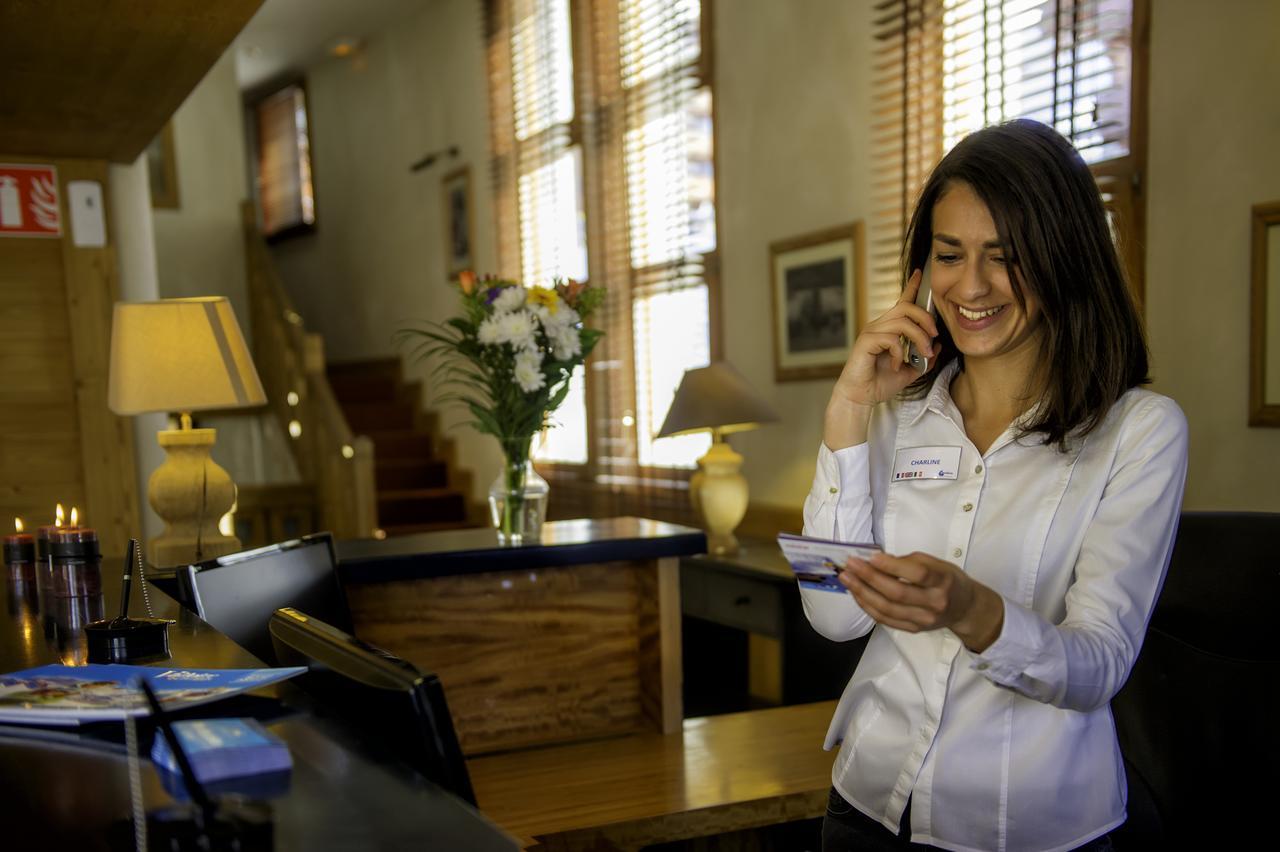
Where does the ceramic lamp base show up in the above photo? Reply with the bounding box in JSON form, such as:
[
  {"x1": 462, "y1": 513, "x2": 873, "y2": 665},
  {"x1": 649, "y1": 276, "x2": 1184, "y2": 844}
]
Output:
[
  {"x1": 692, "y1": 439, "x2": 749, "y2": 556},
  {"x1": 148, "y1": 427, "x2": 241, "y2": 567}
]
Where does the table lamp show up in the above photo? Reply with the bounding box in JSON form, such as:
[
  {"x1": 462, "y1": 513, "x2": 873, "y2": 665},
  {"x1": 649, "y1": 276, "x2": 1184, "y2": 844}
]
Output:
[
  {"x1": 108, "y1": 297, "x2": 267, "y2": 567},
  {"x1": 656, "y1": 362, "x2": 779, "y2": 555}
]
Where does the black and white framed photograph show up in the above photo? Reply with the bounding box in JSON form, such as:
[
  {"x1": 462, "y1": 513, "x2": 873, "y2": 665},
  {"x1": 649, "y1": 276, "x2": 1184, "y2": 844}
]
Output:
[
  {"x1": 441, "y1": 165, "x2": 473, "y2": 278},
  {"x1": 769, "y1": 222, "x2": 865, "y2": 382}
]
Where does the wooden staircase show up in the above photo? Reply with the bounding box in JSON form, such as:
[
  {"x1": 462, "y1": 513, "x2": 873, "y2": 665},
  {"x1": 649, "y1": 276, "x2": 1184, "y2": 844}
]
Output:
[{"x1": 327, "y1": 360, "x2": 475, "y2": 536}]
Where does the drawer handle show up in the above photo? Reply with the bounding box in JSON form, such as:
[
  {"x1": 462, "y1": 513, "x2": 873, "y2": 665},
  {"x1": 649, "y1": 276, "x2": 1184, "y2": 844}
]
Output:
[{"x1": 733, "y1": 595, "x2": 752, "y2": 606}]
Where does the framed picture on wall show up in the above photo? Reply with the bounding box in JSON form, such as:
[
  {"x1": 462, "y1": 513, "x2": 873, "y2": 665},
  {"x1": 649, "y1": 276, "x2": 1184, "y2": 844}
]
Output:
[
  {"x1": 442, "y1": 165, "x2": 473, "y2": 278},
  {"x1": 145, "y1": 121, "x2": 180, "y2": 209},
  {"x1": 769, "y1": 222, "x2": 866, "y2": 382}
]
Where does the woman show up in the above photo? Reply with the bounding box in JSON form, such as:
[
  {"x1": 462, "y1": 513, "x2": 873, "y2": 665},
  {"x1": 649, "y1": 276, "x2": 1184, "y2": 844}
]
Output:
[{"x1": 803, "y1": 120, "x2": 1187, "y2": 852}]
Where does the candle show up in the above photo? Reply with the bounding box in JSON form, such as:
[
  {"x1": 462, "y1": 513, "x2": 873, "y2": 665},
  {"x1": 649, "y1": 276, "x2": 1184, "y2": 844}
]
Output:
[
  {"x1": 69, "y1": 506, "x2": 79, "y2": 529},
  {"x1": 50, "y1": 526, "x2": 101, "y2": 598},
  {"x1": 4, "y1": 517, "x2": 35, "y2": 572}
]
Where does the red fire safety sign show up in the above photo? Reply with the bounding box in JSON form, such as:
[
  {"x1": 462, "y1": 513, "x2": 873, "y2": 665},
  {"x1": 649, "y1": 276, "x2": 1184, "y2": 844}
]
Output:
[{"x1": 0, "y1": 164, "x2": 61, "y2": 237}]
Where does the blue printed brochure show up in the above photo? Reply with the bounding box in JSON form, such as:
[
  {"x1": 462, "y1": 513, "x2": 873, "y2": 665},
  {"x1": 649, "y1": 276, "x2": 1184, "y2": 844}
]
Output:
[
  {"x1": 0, "y1": 664, "x2": 306, "y2": 725},
  {"x1": 777, "y1": 532, "x2": 882, "y2": 594}
]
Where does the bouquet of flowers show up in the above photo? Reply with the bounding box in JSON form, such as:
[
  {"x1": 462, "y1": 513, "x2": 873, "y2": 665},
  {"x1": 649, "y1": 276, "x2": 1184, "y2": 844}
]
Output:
[{"x1": 399, "y1": 272, "x2": 604, "y2": 542}]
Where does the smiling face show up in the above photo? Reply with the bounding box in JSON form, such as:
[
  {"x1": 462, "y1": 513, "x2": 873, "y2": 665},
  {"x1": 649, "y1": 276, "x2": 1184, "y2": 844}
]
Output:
[{"x1": 928, "y1": 181, "x2": 1043, "y2": 368}]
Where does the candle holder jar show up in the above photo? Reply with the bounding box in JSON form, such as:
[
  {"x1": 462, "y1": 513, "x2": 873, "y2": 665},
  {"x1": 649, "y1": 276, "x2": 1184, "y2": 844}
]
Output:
[
  {"x1": 50, "y1": 529, "x2": 102, "y2": 598},
  {"x1": 4, "y1": 533, "x2": 35, "y2": 585},
  {"x1": 35, "y1": 525, "x2": 58, "y2": 602}
]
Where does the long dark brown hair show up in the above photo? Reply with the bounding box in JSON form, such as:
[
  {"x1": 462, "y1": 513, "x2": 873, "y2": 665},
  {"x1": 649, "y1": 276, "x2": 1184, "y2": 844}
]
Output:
[{"x1": 902, "y1": 119, "x2": 1149, "y2": 450}]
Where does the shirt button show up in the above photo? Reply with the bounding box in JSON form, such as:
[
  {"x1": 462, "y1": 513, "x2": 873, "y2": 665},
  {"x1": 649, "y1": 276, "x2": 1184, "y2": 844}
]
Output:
[
  {"x1": 953, "y1": 547, "x2": 963, "y2": 558},
  {"x1": 829, "y1": 486, "x2": 838, "y2": 494},
  {"x1": 962, "y1": 502, "x2": 973, "y2": 512},
  {"x1": 975, "y1": 662, "x2": 990, "y2": 671},
  {"x1": 974, "y1": 464, "x2": 984, "y2": 474}
]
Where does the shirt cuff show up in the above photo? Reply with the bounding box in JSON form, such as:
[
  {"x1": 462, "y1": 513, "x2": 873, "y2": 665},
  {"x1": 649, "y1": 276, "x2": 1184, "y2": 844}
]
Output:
[
  {"x1": 967, "y1": 595, "x2": 1046, "y2": 685},
  {"x1": 815, "y1": 441, "x2": 869, "y2": 498}
]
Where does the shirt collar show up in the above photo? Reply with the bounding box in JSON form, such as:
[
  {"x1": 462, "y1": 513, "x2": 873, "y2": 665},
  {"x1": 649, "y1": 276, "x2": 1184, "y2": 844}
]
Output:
[{"x1": 903, "y1": 359, "x2": 963, "y2": 426}]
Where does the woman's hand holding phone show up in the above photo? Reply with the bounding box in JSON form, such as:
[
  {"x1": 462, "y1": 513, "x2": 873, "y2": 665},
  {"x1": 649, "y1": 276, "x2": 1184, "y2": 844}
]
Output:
[{"x1": 823, "y1": 269, "x2": 939, "y2": 450}]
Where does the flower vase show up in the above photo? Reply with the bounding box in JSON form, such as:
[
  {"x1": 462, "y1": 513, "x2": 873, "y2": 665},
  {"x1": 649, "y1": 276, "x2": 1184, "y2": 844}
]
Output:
[{"x1": 488, "y1": 448, "x2": 549, "y2": 545}]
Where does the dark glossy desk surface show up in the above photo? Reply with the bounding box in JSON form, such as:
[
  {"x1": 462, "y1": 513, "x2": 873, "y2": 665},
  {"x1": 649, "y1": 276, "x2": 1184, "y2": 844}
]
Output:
[
  {"x1": 0, "y1": 561, "x2": 518, "y2": 850},
  {"x1": 337, "y1": 516, "x2": 706, "y2": 583}
]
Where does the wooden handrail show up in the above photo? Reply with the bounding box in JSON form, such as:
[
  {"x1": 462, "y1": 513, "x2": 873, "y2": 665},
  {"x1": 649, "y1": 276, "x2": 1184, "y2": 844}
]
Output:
[{"x1": 240, "y1": 201, "x2": 378, "y2": 539}]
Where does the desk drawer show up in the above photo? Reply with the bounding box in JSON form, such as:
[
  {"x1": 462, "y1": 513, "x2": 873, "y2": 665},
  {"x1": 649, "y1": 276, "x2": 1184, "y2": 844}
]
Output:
[{"x1": 683, "y1": 568, "x2": 782, "y2": 637}]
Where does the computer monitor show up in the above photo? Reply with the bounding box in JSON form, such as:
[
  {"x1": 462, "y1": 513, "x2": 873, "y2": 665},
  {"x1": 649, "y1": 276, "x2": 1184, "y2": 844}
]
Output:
[
  {"x1": 175, "y1": 533, "x2": 350, "y2": 664},
  {"x1": 269, "y1": 607, "x2": 476, "y2": 806}
]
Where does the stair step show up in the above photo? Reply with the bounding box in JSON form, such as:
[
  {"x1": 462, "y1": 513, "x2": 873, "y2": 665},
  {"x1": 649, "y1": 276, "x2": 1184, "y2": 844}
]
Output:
[
  {"x1": 368, "y1": 429, "x2": 434, "y2": 460},
  {"x1": 327, "y1": 358, "x2": 402, "y2": 379},
  {"x1": 329, "y1": 373, "x2": 400, "y2": 404},
  {"x1": 344, "y1": 401, "x2": 417, "y2": 432},
  {"x1": 376, "y1": 459, "x2": 449, "y2": 490},
  {"x1": 377, "y1": 488, "x2": 468, "y2": 525}
]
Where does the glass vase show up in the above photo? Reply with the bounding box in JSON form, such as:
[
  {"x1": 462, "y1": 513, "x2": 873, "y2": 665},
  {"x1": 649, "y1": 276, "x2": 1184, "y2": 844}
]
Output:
[{"x1": 488, "y1": 445, "x2": 549, "y2": 545}]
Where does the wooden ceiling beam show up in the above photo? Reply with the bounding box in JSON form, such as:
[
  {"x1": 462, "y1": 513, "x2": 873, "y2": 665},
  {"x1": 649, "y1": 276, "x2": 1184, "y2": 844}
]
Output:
[{"x1": 0, "y1": 0, "x2": 263, "y2": 162}]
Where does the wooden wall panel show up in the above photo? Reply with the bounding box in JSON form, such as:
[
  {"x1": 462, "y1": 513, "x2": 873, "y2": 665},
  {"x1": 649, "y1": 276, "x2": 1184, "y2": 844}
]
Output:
[
  {"x1": 346, "y1": 560, "x2": 666, "y2": 756},
  {"x1": 0, "y1": 155, "x2": 139, "y2": 552},
  {"x1": 0, "y1": 229, "x2": 80, "y2": 529},
  {"x1": 58, "y1": 159, "x2": 140, "y2": 555}
]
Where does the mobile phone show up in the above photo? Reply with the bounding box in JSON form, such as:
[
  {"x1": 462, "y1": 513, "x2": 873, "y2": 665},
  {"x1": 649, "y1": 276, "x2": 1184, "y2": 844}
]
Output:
[{"x1": 904, "y1": 263, "x2": 934, "y2": 374}]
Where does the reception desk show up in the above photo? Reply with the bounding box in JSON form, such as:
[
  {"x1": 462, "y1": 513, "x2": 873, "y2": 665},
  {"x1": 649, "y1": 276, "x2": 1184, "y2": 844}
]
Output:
[{"x1": 337, "y1": 517, "x2": 705, "y2": 755}]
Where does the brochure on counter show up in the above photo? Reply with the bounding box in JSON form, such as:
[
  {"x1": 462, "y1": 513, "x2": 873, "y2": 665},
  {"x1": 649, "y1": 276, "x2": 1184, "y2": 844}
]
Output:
[
  {"x1": 0, "y1": 664, "x2": 306, "y2": 725},
  {"x1": 777, "y1": 532, "x2": 882, "y2": 594}
]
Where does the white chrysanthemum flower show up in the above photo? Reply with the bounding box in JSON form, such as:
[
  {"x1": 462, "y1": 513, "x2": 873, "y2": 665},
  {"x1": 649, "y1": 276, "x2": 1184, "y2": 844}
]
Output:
[
  {"x1": 514, "y1": 349, "x2": 546, "y2": 393},
  {"x1": 492, "y1": 286, "x2": 527, "y2": 313},
  {"x1": 540, "y1": 304, "x2": 579, "y2": 331},
  {"x1": 477, "y1": 315, "x2": 502, "y2": 345},
  {"x1": 551, "y1": 325, "x2": 582, "y2": 361},
  {"x1": 495, "y1": 310, "x2": 536, "y2": 350}
]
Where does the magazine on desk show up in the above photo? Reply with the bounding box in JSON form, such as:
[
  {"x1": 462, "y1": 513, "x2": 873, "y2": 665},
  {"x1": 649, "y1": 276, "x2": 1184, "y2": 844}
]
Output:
[
  {"x1": 0, "y1": 664, "x2": 306, "y2": 725},
  {"x1": 776, "y1": 532, "x2": 882, "y2": 594}
]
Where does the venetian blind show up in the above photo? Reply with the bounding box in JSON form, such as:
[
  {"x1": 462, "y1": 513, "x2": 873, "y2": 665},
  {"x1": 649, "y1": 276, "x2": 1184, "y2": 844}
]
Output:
[
  {"x1": 589, "y1": 0, "x2": 714, "y2": 474},
  {"x1": 487, "y1": 0, "x2": 717, "y2": 496},
  {"x1": 872, "y1": 0, "x2": 1139, "y2": 307},
  {"x1": 488, "y1": 0, "x2": 591, "y2": 463}
]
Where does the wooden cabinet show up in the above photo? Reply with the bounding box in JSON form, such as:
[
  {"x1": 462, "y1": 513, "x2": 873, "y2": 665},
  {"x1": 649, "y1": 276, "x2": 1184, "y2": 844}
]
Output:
[{"x1": 682, "y1": 541, "x2": 869, "y2": 711}]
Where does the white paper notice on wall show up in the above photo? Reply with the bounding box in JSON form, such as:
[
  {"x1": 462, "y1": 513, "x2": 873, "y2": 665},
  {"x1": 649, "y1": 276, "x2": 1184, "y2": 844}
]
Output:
[{"x1": 68, "y1": 180, "x2": 106, "y2": 248}]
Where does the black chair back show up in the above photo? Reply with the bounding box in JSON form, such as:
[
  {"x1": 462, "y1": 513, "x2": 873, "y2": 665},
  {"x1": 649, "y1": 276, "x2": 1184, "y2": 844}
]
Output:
[
  {"x1": 173, "y1": 533, "x2": 350, "y2": 664},
  {"x1": 269, "y1": 607, "x2": 476, "y2": 806},
  {"x1": 1112, "y1": 511, "x2": 1280, "y2": 844}
]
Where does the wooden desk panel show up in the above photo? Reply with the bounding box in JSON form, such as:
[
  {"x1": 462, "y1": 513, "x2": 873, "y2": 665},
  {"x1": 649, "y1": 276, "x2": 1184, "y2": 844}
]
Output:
[
  {"x1": 468, "y1": 701, "x2": 837, "y2": 851},
  {"x1": 345, "y1": 556, "x2": 682, "y2": 756}
]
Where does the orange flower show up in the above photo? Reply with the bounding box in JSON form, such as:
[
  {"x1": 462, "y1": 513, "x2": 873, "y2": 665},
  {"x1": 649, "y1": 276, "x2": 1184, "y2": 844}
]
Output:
[
  {"x1": 458, "y1": 270, "x2": 477, "y2": 294},
  {"x1": 556, "y1": 279, "x2": 584, "y2": 305}
]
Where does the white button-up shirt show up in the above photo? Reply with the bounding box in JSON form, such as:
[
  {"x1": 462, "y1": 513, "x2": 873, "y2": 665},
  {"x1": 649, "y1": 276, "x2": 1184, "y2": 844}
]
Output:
[{"x1": 802, "y1": 361, "x2": 1188, "y2": 852}]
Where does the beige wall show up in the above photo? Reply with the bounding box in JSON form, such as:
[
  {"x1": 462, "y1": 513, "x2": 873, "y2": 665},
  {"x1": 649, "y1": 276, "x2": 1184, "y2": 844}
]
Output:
[
  {"x1": 714, "y1": 0, "x2": 874, "y2": 512},
  {"x1": 153, "y1": 48, "x2": 251, "y2": 327},
  {"x1": 262, "y1": 0, "x2": 1280, "y2": 514},
  {"x1": 268, "y1": 0, "x2": 502, "y2": 501},
  {"x1": 1145, "y1": 0, "x2": 1280, "y2": 510},
  {"x1": 150, "y1": 47, "x2": 297, "y2": 487}
]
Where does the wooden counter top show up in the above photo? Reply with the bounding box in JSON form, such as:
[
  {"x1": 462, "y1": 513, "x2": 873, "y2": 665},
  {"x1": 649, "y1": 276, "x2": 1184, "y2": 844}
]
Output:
[
  {"x1": 468, "y1": 701, "x2": 837, "y2": 850},
  {"x1": 337, "y1": 516, "x2": 706, "y2": 583}
]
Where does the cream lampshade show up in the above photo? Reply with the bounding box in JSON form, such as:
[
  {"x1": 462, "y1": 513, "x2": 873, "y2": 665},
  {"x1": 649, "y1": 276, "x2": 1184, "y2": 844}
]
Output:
[
  {"x1": 108, "y1": 297, "x2": 267, "y2": 567},
  {"x1": 656, "y1": 362, "x2": 779, "y2": 555}
]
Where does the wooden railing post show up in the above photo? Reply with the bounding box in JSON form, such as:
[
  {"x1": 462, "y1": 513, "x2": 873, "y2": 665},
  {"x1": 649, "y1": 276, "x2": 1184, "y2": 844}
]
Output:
[{"x1": 240, "y1": 200, "x2": 379, "y2": 541}]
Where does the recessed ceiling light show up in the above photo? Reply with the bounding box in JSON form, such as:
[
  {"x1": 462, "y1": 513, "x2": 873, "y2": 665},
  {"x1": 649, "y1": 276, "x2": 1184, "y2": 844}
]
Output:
[{"x1": 330, "y1": 38, "x2": 361, "y2": 58}]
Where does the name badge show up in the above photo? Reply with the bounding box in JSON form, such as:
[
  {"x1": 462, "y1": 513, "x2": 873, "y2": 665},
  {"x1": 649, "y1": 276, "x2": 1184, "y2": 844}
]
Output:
[{"x1": 892, "y1": 445, "x2": 962, "y2": 481}]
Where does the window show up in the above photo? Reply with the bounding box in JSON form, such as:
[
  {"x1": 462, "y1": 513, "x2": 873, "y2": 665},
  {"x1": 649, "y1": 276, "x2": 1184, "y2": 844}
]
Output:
[
  {"x1": 251, "y1": 82, "x2": 317, "y2": 241},
  {"x1": 871, "y1": 0, "x2": 1147, "y2": 311},
  {"x1": 488, "y1": 0, "x2": 717, "y2": 516}
]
